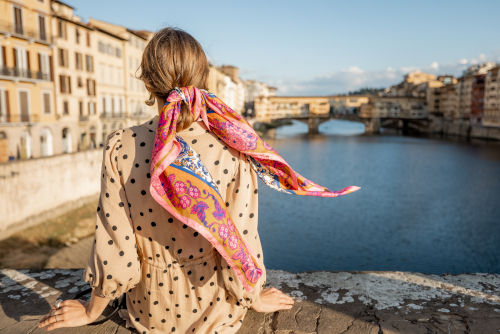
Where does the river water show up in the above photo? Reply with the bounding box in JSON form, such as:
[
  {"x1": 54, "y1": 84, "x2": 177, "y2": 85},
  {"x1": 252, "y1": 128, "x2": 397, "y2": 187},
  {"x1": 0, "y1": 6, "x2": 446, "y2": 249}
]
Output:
[{"x1": 258, "y1": 120, "x2": 500, "y2": 274}]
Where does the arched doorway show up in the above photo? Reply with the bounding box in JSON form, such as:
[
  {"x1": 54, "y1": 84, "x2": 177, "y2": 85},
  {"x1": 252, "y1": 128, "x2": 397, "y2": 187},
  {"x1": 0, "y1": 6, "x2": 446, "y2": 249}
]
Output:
[
  {"x1": 0, "y1": 131, "x2": 8, "y2": 163},
  {"x1": 62, "y1": 127, "x2": 72, "y2": 153},
  {"x1": 19, "y1": 131, "x2": 32, "y2": 159},
  {"x1": 40, "y1": 127, "x2": 53, "y2": 157}
]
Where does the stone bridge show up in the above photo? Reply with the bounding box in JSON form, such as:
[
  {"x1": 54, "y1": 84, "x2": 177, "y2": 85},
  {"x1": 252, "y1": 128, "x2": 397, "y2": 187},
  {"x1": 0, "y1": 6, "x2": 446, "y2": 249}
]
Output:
[{"x1": 256, "y1": 113, "x2": 431, "y2": 135}]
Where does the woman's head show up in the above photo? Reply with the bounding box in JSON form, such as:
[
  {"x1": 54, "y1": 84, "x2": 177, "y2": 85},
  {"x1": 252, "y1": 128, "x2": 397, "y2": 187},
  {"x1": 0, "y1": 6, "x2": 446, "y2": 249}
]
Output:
[{"x1": 139, "y1": 27, "x2": 209, "y2": 131}]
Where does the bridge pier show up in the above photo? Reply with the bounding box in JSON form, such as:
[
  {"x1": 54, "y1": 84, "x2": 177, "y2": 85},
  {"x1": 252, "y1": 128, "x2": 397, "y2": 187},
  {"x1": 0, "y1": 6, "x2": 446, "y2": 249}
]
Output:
[
  {"x1": 363, "y1": 118, "x2": 380, "y2": 134},
  {"x1": 308, "y1": 117, "x2": 320, "y2": 134}
]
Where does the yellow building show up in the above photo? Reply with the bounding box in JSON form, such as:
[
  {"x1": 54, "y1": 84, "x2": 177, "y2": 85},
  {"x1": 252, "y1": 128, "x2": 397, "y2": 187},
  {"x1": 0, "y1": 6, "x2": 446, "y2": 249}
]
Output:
[
  {"x1": 51, "y1": 0, "x2": 98, "y2": 152},
  {"x1": 328, "y1": 95, "x2": 369, "y2": 115},
  {"x1": 88, "y1": 18, "x2": 128, "y2": 145},
  {"x1": 483, "y1": 66, "x2": 500, "y2": 127},
  {"x1": 254, "y1": 96, "x2": 329, "y2": 121},
  {"x1": 385, "y1": 71, "x2": 437, "y2": 97},
  {"x1": 438, "y1": 83, "x2": 458, "y2": 120},
  {"x1": 0, "y1": 0, "x2": 55, "y2": 162},
  {"x1": 426, "y1": 76, "x2": 456, "y2": 115},
  {"x1": 359, "y1": 96, "x2": 427, "y2": 119}
]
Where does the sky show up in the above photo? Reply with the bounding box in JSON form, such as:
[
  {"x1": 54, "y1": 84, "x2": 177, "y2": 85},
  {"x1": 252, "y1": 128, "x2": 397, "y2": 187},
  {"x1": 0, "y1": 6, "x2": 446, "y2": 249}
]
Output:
[{"x1": 71, "y1": 0, "x2": 500, "y2": 96}]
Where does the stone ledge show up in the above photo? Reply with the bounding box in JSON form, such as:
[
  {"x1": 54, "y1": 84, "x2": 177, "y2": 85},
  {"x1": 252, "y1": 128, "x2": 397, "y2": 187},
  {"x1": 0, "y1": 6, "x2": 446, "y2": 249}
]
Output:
[{"x1": 1, "y1": 269, "x2": 499, "y2": 333}]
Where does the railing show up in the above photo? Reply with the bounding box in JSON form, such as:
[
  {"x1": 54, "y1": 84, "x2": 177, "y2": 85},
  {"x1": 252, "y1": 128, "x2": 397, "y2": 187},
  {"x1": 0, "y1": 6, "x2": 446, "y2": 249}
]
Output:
[
  {"x1": 0, "y1": 66, "x2": 50, "y2": 81},
  {"x1": 0, "y1": 113, "x2": 40, "y2": 123},
  {"x1": 0, "y1": 23, "x2": 54, "y2": 44}
]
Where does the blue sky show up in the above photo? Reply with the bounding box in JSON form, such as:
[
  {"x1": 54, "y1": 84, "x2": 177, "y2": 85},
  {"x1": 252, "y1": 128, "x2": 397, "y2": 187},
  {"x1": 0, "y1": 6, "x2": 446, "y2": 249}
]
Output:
[{"x1": 71, "y1": 0, "x2": 500, "y2": 95}]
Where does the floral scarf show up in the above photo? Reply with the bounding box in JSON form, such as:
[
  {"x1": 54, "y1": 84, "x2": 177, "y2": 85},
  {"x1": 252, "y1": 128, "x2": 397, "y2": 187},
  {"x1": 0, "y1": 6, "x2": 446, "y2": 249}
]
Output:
[{"x1": 150, "y1": 86, "x2": 361, "y2": 292}]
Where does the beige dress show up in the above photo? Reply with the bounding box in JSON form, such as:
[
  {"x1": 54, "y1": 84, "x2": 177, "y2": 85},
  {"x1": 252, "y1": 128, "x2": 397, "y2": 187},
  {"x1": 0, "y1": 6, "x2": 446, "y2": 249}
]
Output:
[{"x1": 83, "y1": 114, "x2": 266, "y2": 334}]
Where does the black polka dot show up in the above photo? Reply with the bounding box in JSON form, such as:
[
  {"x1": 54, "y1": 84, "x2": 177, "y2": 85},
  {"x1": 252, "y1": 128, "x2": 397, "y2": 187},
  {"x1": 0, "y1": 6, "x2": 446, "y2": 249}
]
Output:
[
  {"x1": 119, "y1": 251, "x2": 124, "y2": 256},
  {"x1": 243, "y1": 229, "x2": 248, "y2": 234},
  {"x1": 112, "y1": 225, "x2": 117, "y2": 231},
  {"x1": 137, "y1": 226, "x2": 142, "y2": 231},
  {"x1": 131, "y1": 178, "x2": 135, "y2": 183},
  {"x1": 209, "y1": 144, "x2": 213, "y2": 147},
  {"x1": 103, "y1": 260, "x2": 108, "y2": 265},
  {"x1": 193, "y1": 231, "x2": 198, "y2": 236},
  {"x1": 127, "y1": 262, "x2": 132, "y2": 267},
  {"x1": 119, "y1": 202, "x2": 124, "y2": 207},
  {"x1": 141, "y1": 190, "x2": 146, "y2": 195},
  {"x1": 123, "y1": 154, "x2": 128, "y2": 159},
  {"x1": 108, "y1": 240, "x2": 113, "y2": 245},
  {"x1": 177, "y1": 249, "x2": 182, "y2": 254},
  {"x1": 168, "y1": 218, "x2": 174, "y2": 223},
  {"x1": 140, "y1": 142, "x2": 145, "y2": 146},
  {"x1": 110, "y1": 178, "x2": 115, "y2": 183},
  {"x1": 193, "y1": 309, "x2": 197, "y2": 313},
  {"x1": 223, "y1": 169, "x2": 228, "y2": 174},
  {"x1": 151, "y1": 221, "x2": 156, "y2": 227},
  {"x1": 105, "y1": 193, "x2": 109, "y2": 198},
  {"x1": 214, "y1": 160, "x2": 219, "y2": 165},
  {"x1": 106, "y1": 274, "x2": 112, "y2": 279},
  {"x1": 250, "y1": 213, "x2": 254, "y2": 218},
  {"x1": 200, "y1": 276, "x2": 204, "y2": 281},
  {"x1": 135, "y1": 163, "x2": 139, "y2": 168},
  {"x1": 192, "y1": 139, "x2": 197, "y2": 144}
]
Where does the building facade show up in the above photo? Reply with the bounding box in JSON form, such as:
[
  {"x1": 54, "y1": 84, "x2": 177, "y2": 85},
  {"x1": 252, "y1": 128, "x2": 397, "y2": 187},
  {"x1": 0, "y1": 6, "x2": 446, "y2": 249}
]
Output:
[
  {"x1": 0, "y1": 0, "x2": 55, "y2": 162},
  {"x1": 483, "y1": 66, "x2": 500, "y2": 127}
]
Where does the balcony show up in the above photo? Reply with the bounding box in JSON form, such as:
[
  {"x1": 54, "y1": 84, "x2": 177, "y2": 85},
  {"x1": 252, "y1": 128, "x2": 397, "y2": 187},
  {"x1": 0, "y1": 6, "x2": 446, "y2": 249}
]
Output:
[
  {"x1": 0, "y1": 66, "x2": 51, "y2": 81},
  {"x1": 0, "y1": 23, "x2": 54, "y2": 45},
  {"x1": 0, "y1": 113, "x2": 40, "y2": 124}
]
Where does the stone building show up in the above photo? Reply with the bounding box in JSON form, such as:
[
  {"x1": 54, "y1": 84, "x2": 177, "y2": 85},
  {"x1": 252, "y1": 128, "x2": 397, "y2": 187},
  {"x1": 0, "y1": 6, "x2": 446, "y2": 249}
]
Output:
[
  {"x1": 254, "y1": 96, "x2": 329, "y2": 121},
  {"x1": 359, "y1": 96, "x2": 427, "y2": 119},
  {"x1": 426, "y1": 76, "x2": 456, "y2": 116},
  {"x1": 328, "y1": 95, "x2": 369, "y2": 115},
  {"x1": 243, "y1": 79, "x2": 277, "y2": 117},
  {"x1": 87, "y1": 18, "x2": 128, "y2": 145},
  {"x1": 207, "y1": 64, "x2": 245, "y2": 114},
  {"x1": 51, "y1": 0, "x2": 98, "y2": 153},
  {"x1": 483, "y1": 65, "x2": 500, "y2": 127},
  {"x1": 0, "y1": 0, "x2": 55, "y2": 162}
]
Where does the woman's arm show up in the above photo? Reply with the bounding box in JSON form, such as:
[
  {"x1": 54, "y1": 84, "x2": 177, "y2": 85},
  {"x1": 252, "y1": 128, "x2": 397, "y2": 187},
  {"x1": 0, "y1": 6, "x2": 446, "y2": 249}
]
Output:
[{"x1": 86, "y1": 290, "x2": 111, "y2": 319}]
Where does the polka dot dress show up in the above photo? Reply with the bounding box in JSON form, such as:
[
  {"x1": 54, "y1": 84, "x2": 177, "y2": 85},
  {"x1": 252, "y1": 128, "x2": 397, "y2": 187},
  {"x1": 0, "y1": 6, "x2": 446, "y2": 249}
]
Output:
[{"x1": 83, "y1": 114, "x2": 266, "y2": 334}]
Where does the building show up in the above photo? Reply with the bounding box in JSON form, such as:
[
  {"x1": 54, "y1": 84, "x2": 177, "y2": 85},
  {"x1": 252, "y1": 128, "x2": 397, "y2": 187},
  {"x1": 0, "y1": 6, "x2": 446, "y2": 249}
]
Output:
[
  {"x1": 88, "y1": 18, "x2": 128, "y2": 145},
  {"x1": 359, "y1": 96, "x2": 427, "y2": 119},
  {"x1": 207, "y1": 64, "x2": 245, "y2": 114},
  {"x1": 426, "y1": 75, "x2": 456, "y2": 116},
  {"x1": 385, "y1": 71, "x2": 438, "y2": 97},
  {"x1": 51, "y1": 0, "x2": 98, "y2": 152},
  {"x1": 254, "y1": 96, "x2": 329, "y2": 121},
  {"x1": 0, "y1": 0, "x2": 56, "y2": 162},
  {"x1": 328, "y1": 95, "x2": 369, "y2": 115},
  {"x1": 243, "y1": 79, "x2": 277, "y2": 117},
  {"x1": 483, "y1": 65, "x2": 500, "y2": 127}
]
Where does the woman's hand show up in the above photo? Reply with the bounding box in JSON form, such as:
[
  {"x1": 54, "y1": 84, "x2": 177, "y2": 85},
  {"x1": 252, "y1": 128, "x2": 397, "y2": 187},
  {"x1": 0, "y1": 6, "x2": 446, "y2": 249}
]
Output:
[
  {"x1": 37, "y1": 299, "x2": 98, "y2": 331},
  {"x1": 250, "y1": 287, "x2": 295, "y2": 313}
]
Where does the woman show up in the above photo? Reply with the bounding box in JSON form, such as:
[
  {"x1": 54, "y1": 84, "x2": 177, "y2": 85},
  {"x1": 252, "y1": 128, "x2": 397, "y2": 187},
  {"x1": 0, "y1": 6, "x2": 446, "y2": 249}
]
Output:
[{"x1": 38, "y1": 27, "x2": 359, "y2": 333}]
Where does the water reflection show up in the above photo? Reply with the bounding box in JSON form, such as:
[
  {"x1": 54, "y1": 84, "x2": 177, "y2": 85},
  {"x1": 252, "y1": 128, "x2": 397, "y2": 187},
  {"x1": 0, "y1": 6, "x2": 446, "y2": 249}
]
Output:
[{"x1": 259, "y1": 120, "x2": 500, "y2": 274}]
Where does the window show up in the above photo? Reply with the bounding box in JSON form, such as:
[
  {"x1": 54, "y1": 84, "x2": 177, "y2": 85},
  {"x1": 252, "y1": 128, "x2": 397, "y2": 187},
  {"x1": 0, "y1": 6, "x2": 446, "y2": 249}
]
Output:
[
  {"x1": 63, "y1": 100, "x2": 69, "y2": 115},
  {"x1": 57, "y1": 20, "x2": 67, "y2": 39},
  {"x1": 0, "y1": 89, "x2": 8, "y2": 122},
  {"x1": 79, "y1": 101, "x2": 83, "y2": 116},
  {"x1": 42, "y1": 91, "x2": 51, "y2": 114},
  {"x1": 14, "y1": 47, "x2": 28, "y2": 71},
  {"x1": 58, "y1": 48, "x2": 68, "y2": 67},
  {"x1": 13, "y1": 6, "x2": 23, "y2": 35},
  {"x1": 38, "y1": 52, "x2": 50, "y2": 77},
  {"x1": 75, "y1": 52, "x2": 82, "y2": 70},
  {"x1": 87, "y1": 79, "x2": 96, "y2": 96},
  {"x1": 88, "y1": 101, "x2": 95, "y2": 115},
  {"x1": 86, "y1": 31, "x2": 91, "y2": 47},
  {"x1": 59, "y1": 75, "x2": 71, "y2": 94},
  {"x1": 38, "y1": 15, "x2": 46, "y2": 41},
  {"x1": 85, "y1": 55, "x2": 94, "y2": 72},
  {"x1": 101, "y1": 96, "x2": 106, "y2": 113},
  {"x1": 77, "y1": 76, "x2": 83, "y2": 87},
  {"x1": 75, "y1": 28, "x2": 80, "y2": 44},
  {"x1": 18, "y1": 89, "x2": 30, "y2": 122}
]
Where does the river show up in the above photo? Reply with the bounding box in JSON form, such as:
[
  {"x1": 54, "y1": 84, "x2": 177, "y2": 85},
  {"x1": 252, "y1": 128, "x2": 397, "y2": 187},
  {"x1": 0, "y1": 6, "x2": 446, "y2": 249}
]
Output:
[{"x1": 258, "y1": 120, "x2": 500, "y2": 274}]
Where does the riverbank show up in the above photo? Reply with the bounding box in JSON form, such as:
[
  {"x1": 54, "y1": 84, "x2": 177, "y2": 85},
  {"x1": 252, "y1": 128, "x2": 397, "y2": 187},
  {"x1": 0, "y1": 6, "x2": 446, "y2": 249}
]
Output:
[{"x1": 1, "y1": 268, "x2": 499, "y2": 333}]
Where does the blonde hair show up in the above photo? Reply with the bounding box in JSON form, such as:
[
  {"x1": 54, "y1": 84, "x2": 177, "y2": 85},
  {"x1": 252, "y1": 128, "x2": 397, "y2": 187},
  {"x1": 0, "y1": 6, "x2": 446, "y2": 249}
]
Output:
[{"x1": 139, "y1": 27, "x2": 209, "y2": 131}]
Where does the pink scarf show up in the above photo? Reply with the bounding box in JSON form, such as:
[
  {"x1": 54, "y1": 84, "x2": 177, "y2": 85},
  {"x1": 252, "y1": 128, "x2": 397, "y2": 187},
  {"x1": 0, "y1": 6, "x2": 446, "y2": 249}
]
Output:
[{"x1": 150, "y1": 86, "x2": 361, "y2": 292}]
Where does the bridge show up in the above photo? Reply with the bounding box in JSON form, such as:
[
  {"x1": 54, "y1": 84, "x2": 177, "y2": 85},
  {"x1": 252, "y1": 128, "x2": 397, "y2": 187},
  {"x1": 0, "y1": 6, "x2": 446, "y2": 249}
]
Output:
[{"x1": 254, "y1": 112, "x2": 431, "y2": 135}]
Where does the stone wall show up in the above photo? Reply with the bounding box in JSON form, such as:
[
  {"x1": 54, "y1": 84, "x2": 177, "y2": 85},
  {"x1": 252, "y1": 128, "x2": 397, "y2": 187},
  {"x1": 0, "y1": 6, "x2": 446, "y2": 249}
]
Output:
[{"x1": 0, "y1": 148, "x2": 103, "y2": 234}]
